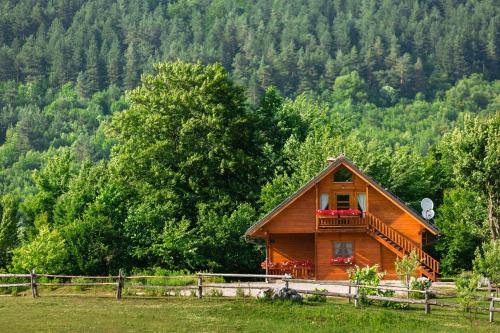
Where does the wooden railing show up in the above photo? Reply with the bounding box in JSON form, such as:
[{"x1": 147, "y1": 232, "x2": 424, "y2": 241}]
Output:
[
  {"x1": 366, "y1": 212, "x2": 439, "y2": 274},
  {"x1": 318, "y1": 216, "x2": 367, "y2": 228}
]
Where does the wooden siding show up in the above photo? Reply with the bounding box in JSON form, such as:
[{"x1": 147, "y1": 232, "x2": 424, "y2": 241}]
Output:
[
  {"x1": 367, "y1": 186, "x2": 423, "y2": 244},
  {"x1": 269, "y1": 234, "x2": 314, "y2": 262},
  {"x1": 316, "y1": 232, "x2": 383, "y2": 280},
  {"x1": 317, "y1": 167, "x2": 367, "y2": 210},
  {"x1": 254, "y1": 161, "x2": 434, "y2": 280},
  {"x1": 263, "y1": 188, "x2": 316, "y2": 233},
  {"x1": 381, "y1": 246, "x2": 398, "y2": 276}
]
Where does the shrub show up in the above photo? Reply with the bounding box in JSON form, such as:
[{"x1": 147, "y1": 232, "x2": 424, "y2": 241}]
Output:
[
  {"x1": 473, "y1": 240, "x2": 500, "y2": 286},
  {"x1": 9, "y1": 227, "x2": 68, "y2": 274},
  {"x1": 207, "y1": 288, "x2": 223, "y2": 297},
  {"x1": 456, "y1": 271, "x2": 480, "y2": 319},
  {"x1": 305, "y1": 288, "x2": 327, "y2": 303},
  {"x1": 235, "y1": 287, "x2": 246, "y2": 298},
  {"x1": 409, "y1": 277, "x2": 432, "y2": 299},
  {"x1": 395, "y1": 250, "x2": 419, "y2": 292},
  {"x1": 347, "y1": 264, "x2": 385, "y2": 305}
]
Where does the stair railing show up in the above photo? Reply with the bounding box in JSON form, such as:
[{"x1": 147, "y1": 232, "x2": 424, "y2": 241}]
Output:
[{"x1": 366, "y1": 212, "x2": 439, "y2": 274}]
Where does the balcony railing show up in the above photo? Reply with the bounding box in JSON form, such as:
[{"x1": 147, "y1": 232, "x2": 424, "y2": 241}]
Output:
[{"x1": 316, "y1": 210, "x2": 367, "y2": 229}]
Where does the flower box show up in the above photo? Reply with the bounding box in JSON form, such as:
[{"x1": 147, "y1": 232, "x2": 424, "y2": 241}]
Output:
[
  {"x1": 316, "y1": 209, "x2": 363, "y2": 217},
  {"x1": 260, "y1": 259, "x2": 313, "y2": 270},
  {"x1": 330, "y1": 256, "x2": 355, "y2": 265}
]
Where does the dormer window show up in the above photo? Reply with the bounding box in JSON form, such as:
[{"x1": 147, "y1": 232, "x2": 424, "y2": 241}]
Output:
[{"x1": 333, "y1": 168, "x2": 352, "y2": 182}]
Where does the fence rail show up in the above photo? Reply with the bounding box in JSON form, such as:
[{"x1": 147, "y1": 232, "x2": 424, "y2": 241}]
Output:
[{"x1": 0, "y1": 271, "x2": 498, "y2": 322}]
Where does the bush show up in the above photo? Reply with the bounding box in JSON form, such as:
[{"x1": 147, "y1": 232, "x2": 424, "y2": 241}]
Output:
[
  {"x1": 207, "y1": 288, "x2": 223, "y2": 297},
  {"x1": 409, "y1": 277, "x2": 432, "y2": 299},
  {"x1": 456, "y1": 271, "x2": 480, "y2": 318},
  {"x1": 378, "y1": 289, "x2": 409, "y2": 309},
  {"x1": 395, "y1": 250, "x2": 419, "y2": 291},
  {"x1": 305, "y1": 288, "x2": 327, "y2": 303},
  {"x1": 235, "y1": 287, "x2": 246, "y2": 298},
  {"x1": 9, "y1": 227, "x2": 69, "y2": 274},
  {"x1": 347, "y1": 264, "x2": 385, "y2": 305},
  {"x1": 473, "y1": 240, "x2": 500, "y2": 286}
]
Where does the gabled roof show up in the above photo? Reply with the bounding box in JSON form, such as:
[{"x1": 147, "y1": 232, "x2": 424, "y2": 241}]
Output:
[{"x1": 245, "y1": 155, "x2": 440, "y2": 237}]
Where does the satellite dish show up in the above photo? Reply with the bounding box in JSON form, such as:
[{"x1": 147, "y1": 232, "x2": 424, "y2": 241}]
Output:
[
  {"x1": 421, "y1": 198, "x2": 433, "y2": 211},
  {"x1": 422, "y1": 209, "x2": 435, "y2": 220}
]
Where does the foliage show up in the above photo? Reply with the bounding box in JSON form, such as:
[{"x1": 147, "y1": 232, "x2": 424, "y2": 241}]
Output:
[
  {"x1": 473, "y1": 240, "x2": 500, "y2": 285},
  {"x1": 409, "y1": 277, "x2": 432, "y2": 299},
  {"x1": 443, "y1": 113, "x2": 500, "y2": 239},
  {"x1": 0, "y1": 194, "x2": 18, "y2": 267},
  {"x1": 395, "y1": 250, "x2": 419, "y2": 287},
  {"x1": 305, "y1": 289, "x2": 327, "y2": 303},
  {"x1": 455, "y1": 271, "x2": 480, "y2": 318},
  {"x1": 0, "y1": 1, "x2": 498, "y2": 104},
  {"x1": 347, "y1": 264, "x2": 385, "y2": 305},
  {"x1": 435, "y1": 188, "x2": 487, "y2": 275},
  {"x1": 9, "y1": 226, "x2": 68, "y2": 274}
]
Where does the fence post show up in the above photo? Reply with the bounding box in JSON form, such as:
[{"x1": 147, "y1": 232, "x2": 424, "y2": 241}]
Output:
[
  {"x1": 489, "y1": 295, "x2": 494, "y2": 323},
  {"x1": 284, "y1": 274, "x2": 290, "y2": 291},
  {"x1": 30, "y1": 269, "x2": 38, "y2": 298},
  {"x1": 116, "y1": 269, "x2": 123, "y2": 300},
  {"x1": 354, "y1": 281, "x2": 360, "y2": 308},
  {"x1": 424, "y1": 289, "x2": 430, "y2": 314},
  {"x1": 197, "y1": 273, "x2": 203, "y2": 299},
  {"x1": 348, "y1": 283, "x2": 352, "y2": 303}
]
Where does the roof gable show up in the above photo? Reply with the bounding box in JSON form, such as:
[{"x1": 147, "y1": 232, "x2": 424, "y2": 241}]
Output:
[{"x1": 245, "y1": 155, "x2": 439, "y2": 237}]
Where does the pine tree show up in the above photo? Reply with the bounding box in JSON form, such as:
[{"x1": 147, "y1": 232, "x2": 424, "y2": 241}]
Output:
[
  {"x1": 124, "y1": 42, "x2": 141, "y2": 90},
  {"x1": 107, "y1": 40, "x2": 123, "y2": 87}
]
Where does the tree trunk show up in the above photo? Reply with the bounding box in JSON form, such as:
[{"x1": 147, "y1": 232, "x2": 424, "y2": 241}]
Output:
[{"x1": 488, "y1": 191, "x2": 499, "y2": 240}]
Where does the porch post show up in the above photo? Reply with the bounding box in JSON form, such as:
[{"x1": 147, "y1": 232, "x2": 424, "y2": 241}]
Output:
[{"x1": 265, "y1": 233, "x2": 269, "y2": 283}]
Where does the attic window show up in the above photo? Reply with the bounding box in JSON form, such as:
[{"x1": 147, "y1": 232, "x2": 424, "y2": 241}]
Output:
[{"x1": 333, "y1": 168, "x2": 352, "y2": 182}]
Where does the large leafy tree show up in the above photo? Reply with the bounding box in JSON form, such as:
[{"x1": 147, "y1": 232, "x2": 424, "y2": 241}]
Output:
[
  {"x1": 109, "y1": 61, "x2": 265, "y2": 269},
  {"x1": 445, "y1": 113, "x2": 500, "y2": 239},
  {"x1": 110, "y1": 61, "x2": 263, "y2": 213}
]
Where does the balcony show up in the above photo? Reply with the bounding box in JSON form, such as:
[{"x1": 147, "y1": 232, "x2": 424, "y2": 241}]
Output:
[{"x1": 316, "y1": 209, "x2": 367, "y2": 230}]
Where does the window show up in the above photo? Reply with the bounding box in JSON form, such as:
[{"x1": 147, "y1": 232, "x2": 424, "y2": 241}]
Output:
[
  {"x1": 320, "y1": 193, "x2": 329, "y2": 210},
  {"x1": 334, "y1": 168, "x2": 352, "y2": 182},
  {"x1": 334, "y1": 242, "x2": 353, "y2": 257},
  {"x1": 336, "y1": 194, "x2": 350, "y2": 209}
]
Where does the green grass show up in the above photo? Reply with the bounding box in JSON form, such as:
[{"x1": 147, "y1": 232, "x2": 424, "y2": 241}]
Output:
[{"x1": 0, "y1": 296, "x2": 498, "y2": 332}]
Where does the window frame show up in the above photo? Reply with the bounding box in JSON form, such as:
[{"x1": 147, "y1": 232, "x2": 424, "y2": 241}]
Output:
[
  {"x1": 334, "y1": 192, "x2": 352, "y2": 210},
  {"x1": 333, "y1": 241, "x2": 354, "y2": 258}
]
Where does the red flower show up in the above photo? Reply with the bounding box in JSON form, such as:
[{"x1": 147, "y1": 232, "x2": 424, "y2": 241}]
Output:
[{"x1": 330, "y1": 256, "x2": 355, "y2": 265}]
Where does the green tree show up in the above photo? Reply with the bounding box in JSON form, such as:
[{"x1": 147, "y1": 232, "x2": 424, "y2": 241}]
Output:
[
  {"x1": 0, "y1": 194, "x2": 17, "y2": 268},
  {"x1": 10, "y1": 226, "x2": 68, "y2": 274},
  {"x1": 446, "y1": 113, "x2": 500, "y2": 239}
]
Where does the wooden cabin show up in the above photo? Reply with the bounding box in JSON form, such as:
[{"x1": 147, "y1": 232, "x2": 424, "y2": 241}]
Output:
[{"x1": 245, "y1": 155, "x2": 440, "y2": 281}]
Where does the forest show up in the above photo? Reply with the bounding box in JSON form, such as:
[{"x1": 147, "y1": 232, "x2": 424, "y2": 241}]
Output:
[{"x1": 0, "y1": 0, "x2": 499, "y2": 279}]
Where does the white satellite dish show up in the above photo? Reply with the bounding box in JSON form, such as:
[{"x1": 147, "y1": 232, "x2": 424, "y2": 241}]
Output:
[
  {"x1": 421, "y1": 198, "x2": 433, "y2": 211},
  {"x1": 422, "y1": 209, "x2": 435, "y2": 220}
]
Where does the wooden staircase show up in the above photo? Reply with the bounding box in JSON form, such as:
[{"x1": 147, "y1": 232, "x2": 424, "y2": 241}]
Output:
[{"x1": 365, "y1": 212, "x2": 439, "y2": 281}]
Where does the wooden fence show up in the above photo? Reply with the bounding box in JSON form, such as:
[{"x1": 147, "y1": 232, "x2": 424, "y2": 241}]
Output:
[{"x1": 0, "y1": 271, "x2": 499, "y2": 323}]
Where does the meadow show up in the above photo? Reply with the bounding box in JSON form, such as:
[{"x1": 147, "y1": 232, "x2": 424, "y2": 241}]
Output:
[{"x1": 0, "y1": 295, "x2": 498, "y2": 333}]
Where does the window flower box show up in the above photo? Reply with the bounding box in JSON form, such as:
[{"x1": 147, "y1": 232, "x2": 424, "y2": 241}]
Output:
[
  {"x1": 330, "y1": 256, "x2": 355, "y2": 265},
  {"x1": 316, "y1": 209, "x2": 363, "y2": 217},
  {"x1": 260, "y1": 259, "x2": 313, "y2": 270}
]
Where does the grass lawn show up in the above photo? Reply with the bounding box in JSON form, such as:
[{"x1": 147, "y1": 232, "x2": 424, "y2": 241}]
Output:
[{"x1": 0, "y1": 295, "x2": 498, "y2": 333}]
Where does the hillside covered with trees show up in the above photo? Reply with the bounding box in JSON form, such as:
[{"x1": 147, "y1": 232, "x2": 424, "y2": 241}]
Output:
[{"x1": 0, "y1": 0, "x2": 499, "y2": 279}]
